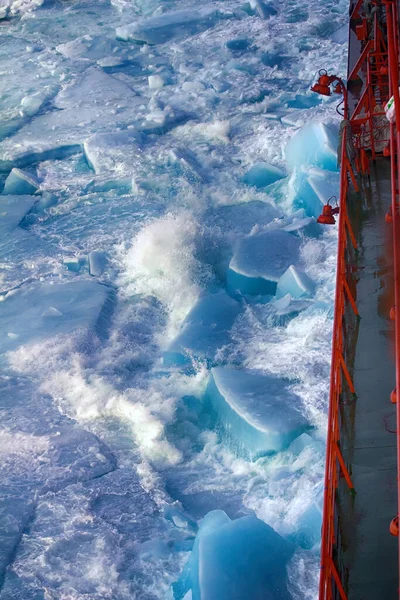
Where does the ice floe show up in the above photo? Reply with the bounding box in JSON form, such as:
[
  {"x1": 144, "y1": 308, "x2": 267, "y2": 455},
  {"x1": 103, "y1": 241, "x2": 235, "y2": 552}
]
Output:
[
  {"x1": 174, "y1": 510, "x2": 293, "y2": 600},
  {"x1": 228, "y1": 229, "x2": 301, "y2": 296},
  {"x1": 206, "y1": 367, "x2": 310, "y2": 456}
]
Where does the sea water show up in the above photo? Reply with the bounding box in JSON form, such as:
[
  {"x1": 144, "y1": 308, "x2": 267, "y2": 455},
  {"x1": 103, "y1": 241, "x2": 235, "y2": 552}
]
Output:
[{"x1": 0, "y1": 0, "x2": 347, "y2": 597}]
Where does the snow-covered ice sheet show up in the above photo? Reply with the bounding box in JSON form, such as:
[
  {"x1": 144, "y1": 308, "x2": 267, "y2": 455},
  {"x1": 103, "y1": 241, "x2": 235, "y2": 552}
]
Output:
[
  {"x1": 116, "y1": 8, "x2": 230, "y2": 45},
  {"x1": 0, "y1": 0, "x2": 347, "y2": 596}
]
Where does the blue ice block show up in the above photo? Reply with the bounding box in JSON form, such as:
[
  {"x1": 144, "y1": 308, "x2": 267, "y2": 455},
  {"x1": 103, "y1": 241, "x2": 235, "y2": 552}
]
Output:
[
  {"x1": 288, "y1": 432, "x2": 319, "y2": 456},
  {"x1": 0, "y1": 194, "x2": 37, "y2": 236},
  {"x1": 63, "y1": 256, "x2": 84, "y2": 273},
  {"x1": 276, "y1": 265, "x2": 314, "y2": 300},
  {"x1": 88, "y1": 250, "x2": 108, "y2": 277},
  {"x1": 286, "y1": 94, "x2": 321, "y2": 109},
  {"x1": 271, "y1": 294, "x2": 312, "y2": 317},
  {"x1": 282, "y1": 215, "x2": 322, "y2": 237},
  {"x1": 242, "y1": 162, "x2": 285, "y2": 188},
  {"x1": 250, "y1": 0, "x2": 278, "y2": 19},
  {"x1": 292, "y1": 168, "x2": 339, "y2": 218},
  {"x1": 285, "y1": 123, "x2": 338, "y2": 171},
  {"x1": 292, "y1": 482, "x2": 323, "y2": 549},
  {"x1": 2, "y1": 168, "x2": 39, "y2": 196},
  {"x1": 163, "y1": 292, "x2": 242, "y2": 366},
  {"x1": 227, "y1": 229, "x2": 301, "y2": 296},
  {"x1": 206, "y1": 367, "x2": 310, "y2": 457},
  {"x1": 174, "y1": 510, "x2": 293, "y2": 600}
]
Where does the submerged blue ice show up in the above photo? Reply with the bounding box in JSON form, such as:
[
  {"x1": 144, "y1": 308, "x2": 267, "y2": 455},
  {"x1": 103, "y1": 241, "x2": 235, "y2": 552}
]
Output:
[
  {"x1": 292, "y1": 168, "x2": 340, "y2": 218},
  {"x1": 174, "y1": 510, "x2": 293, "y2": 600},
  {"x1": 276, "y1": 265, "x2": 315, "y2": 300},
  {"x1": 164, "y1": 292, "x2": 242, "y2": 366},
  {"x1": 285, "y1": 122, "x2": 339, "y2": 171},
  {"x1": 0, "y1": 0, "x2": 345, "y2": 596},
  {"x1": 243, "y1": 162, "x2": 285, "y2": 188}
]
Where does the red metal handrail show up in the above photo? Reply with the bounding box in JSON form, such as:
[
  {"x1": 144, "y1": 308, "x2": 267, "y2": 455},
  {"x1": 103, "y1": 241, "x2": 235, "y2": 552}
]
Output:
[
  {"x1": 319, "y1": 1, "x2": 399, "y2": 597},
  {"x1": 384, "y1": 0, "x2": 400, "y2": 586},
  {"x1": 318, "y1": 124, "x2": 357, "y2": 600}
]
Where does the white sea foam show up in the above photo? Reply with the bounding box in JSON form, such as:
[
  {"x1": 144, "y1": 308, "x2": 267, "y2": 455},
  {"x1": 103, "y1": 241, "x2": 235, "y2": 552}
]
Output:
[
  {"x1": 8, "y1": 338, "x2": 182, "y2": 468},
  {"x1": 120, "y1": 212, "x2": 210, "y2": 341},
  {"x1": 0, "y1": 430, "x2": 49, "y2": 464},
  {"x1": 0, "y1": 0, "x2": 43, "y2": 18}
]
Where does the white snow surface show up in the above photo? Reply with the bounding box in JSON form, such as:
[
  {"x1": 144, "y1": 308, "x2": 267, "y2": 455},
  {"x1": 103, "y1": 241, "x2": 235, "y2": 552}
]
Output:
[{"x1": 0, "y1": 0, "x2": 348, "y2": 598}]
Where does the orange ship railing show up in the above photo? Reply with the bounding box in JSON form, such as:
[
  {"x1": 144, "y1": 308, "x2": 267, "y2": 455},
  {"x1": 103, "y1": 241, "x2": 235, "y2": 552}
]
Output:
[
  {"x1": 318, "y1": 124, "x2": 358, "y2": 600},
  {"x1": 318, "y1": 1, "x2": 395, "y2": 598},
  {"x1": 384, "y1": 0, "x2": 400, "y2": 587}
]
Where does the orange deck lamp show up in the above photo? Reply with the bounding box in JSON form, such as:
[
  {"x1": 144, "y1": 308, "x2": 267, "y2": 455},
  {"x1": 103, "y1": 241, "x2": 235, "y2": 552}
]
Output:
[
  {"x1": 317, "y1": 196, "x2": 340, "y2": 225},
  {"x1": 311, "y1": 69, "x2": 349, "y2": 119},
  {"x1": 311, "y1": 70, "x2": 333, "y2": 96}
]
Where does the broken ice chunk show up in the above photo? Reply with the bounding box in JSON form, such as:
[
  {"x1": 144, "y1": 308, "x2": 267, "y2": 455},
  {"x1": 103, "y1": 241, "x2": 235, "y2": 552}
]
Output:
[
  {"x1": 0, "y1": 70, "x2": 145, "y2": 171},
  {"x1": 89, "y1": 250, "x2": 108, "y2": 277},
  {"x1": 293, "y1": 482, "x2": 324, "y2": 549},
  {"x1": 63, "y1": 257, "x2": 82, "y2": 273},
  {"x1": 83, "y1": 130, "x2": 144, "y2": 175},
  {"x1": 163, "y1": 505, "x2": 197, "y2": 532},
  {"x1": 163, "y1": 292, "x2": 242, "y2": 366},
  {"x1": 292, "y1": 168, "x2": 339, "y2": 218},
  {"x1": 116, "y1": 8, "x2": 225, "y2": 45},
  {"x1": 286, "y1": 94, "x2": 321, "y2": 110},
  {"x1": 249, "y1": 0, "x2": 278, "y2": 19},
  {"x1": 285, "y1": 123, "x2": 338, "y2": 171},
  {"x1": 276, "y1": 265, "x2": 314, "y2": 300},
  {"x1": 20, "y1": 88, "x2": 54, "y2": 118},
  {"x1": 270, "y1": 294, "x2": 312, "y2": 316},
  {"x1": 2, "y1": 168, "x2": 39, "y2": 196},
  {"x1": 173, "y1": 510, "x2": 293, "y2": 600},
  {"x1": 35, "y1": 192, "x2": 58, "y2": 212},
  {"x1": 282, "y1": 215, "x2": 321, "y2": 237},
  {"x1": 148, "y1": 74, "x2": 165, "y2": 90},
  {"x1": 41, "y1": 307, "x2": 63, "y2": 318},
  {"x1": 288, "y1": 432, "x2": 324, "y2": 456},
  {"x1": 0, "y1": 280, "x2": 111, "y2": 353},
  {"x1": 142, "y1": 107, "x2": 189, "y2": 134},
  {"x1": 227, "y1": 229, "x2": 301, "y2": 295},
  {"x1": 54, "y1": 68, "x2": 138, "y2": 110},
  {"x1": 0, "y1": 4, "x2": 8, "y2": 19},
  {"x1": 0, "y1": 195, "x2": 37, "y2": 236},
  {"x1": 206, "y1": 367, "x2": 310, "y2": 456},
  {"x1": 146, "y1": 108, "x2": 166, "y2": 125},
  {"x1": 242, "y1": 162, "x2": 285, "y2": 188}
]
